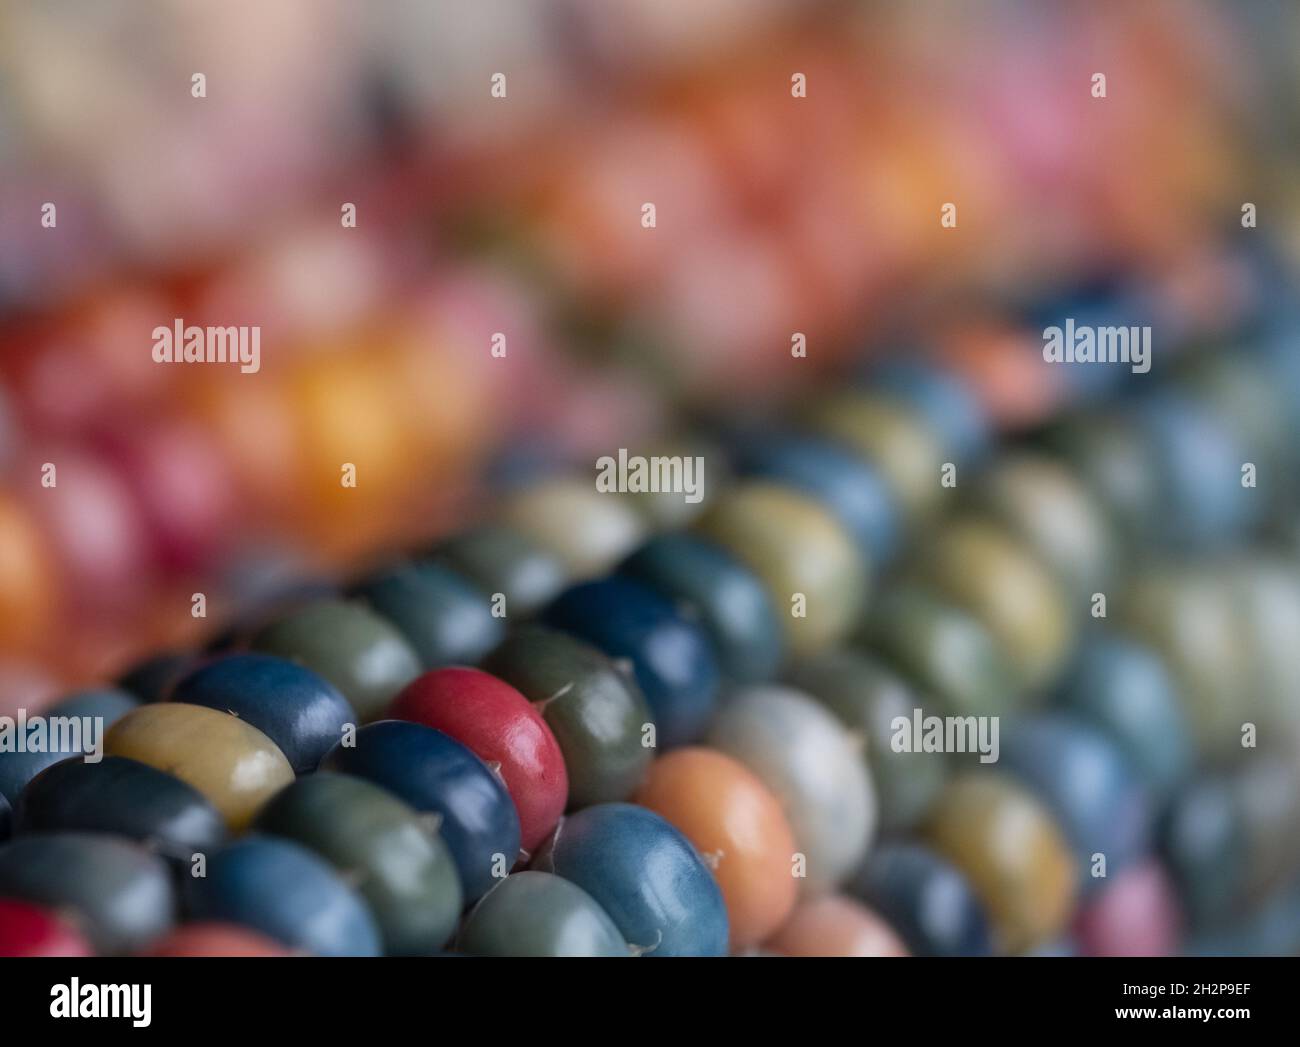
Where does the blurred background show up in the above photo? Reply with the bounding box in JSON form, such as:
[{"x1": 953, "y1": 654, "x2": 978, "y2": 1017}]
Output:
[
  {"x1": 3, "y1": 0, "x2": 1294, "y2": 694},
  {"x1": 1, "y1": 0, "x2": 1299, "y2": 955}
]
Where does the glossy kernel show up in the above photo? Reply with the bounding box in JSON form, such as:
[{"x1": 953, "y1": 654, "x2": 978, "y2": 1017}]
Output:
[
  {"x1": 390, "y1": 667, "x2": 568, "y2": 854},
  {"x1": 634, "y1": 747, "x2": 798, "y2": 950},
  {"x1": 103, "y1": 703, "x2": 294, "y2": 831},
  {"x1": 171, "y1": 653, "x2": 356, "y2": 775},
  {"x1": 707, "y1": 685, "x2": 875, "y2": 894},
  {"x1": 786, "y1": 650, "x2": 948, "y2": 832},
  {"x1": 619, "y1": 533, "x2": 784, "y2": 684},
  {"x1": 16, "y1": 755, "x2": 226, "y2": 864},
  {"x1": 185, "y1": 837, "x2": 381, "y2": 957},
  {"x1": 251, "y1": 598, "x2": 422, "y2": 722},
  {"x1": 533, "y1": 803, "x2": 728, "y2": 956},
  {"x1": 253, "y1": 772, "x2": 463, "y2": 955},
  {"x1": 482, "y1": 626, "x2": 654, "y2": 808},
  {"x1": 459, "y1": 870, "x2": 627, "y2": 957},
  {"x1": 320, "y1": 720, "x2": 520, "y2": 901},
  {"x1": 542, "y1": 577, "x2": 720, "y2": 750}
]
